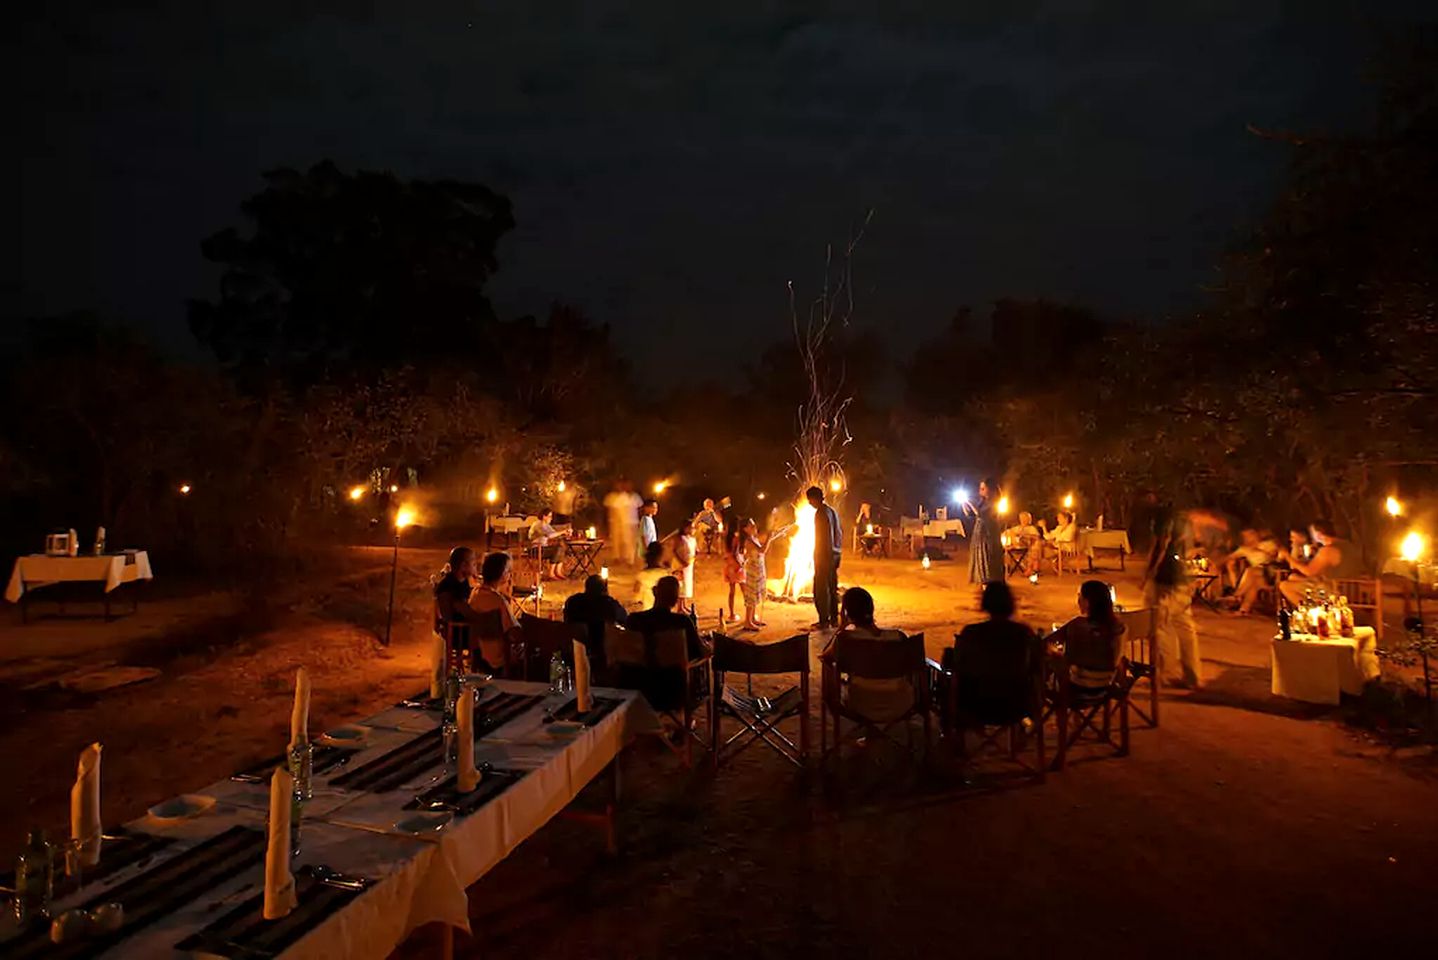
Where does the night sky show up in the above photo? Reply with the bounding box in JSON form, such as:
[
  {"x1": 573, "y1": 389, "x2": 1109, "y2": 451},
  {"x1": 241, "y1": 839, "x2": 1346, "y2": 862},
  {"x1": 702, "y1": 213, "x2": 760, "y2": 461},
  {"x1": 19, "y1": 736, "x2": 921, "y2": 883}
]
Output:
[{"x1": 14, "y1": 2, "x2": 1430, "y2": 373}]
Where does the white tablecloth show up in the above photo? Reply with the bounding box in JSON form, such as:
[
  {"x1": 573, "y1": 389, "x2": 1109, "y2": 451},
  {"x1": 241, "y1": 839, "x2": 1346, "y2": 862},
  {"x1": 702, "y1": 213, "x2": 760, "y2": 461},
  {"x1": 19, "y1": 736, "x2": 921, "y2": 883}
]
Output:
[
  {"x1": 5, "y1": 552, "x2": 153, "y2": 602},
  {"x1": 1270, "y1": 627, "x2": 1380, "y2": 705},
  {"x1": 50, "y1": 681, "x2": 657, "y2": 959},
  {"x1": 64, "y1": 806, "x2": 448, "y2": 960},
  {"x1": 1076, "y1": 529, "x2": 1130, "y2": 561}
]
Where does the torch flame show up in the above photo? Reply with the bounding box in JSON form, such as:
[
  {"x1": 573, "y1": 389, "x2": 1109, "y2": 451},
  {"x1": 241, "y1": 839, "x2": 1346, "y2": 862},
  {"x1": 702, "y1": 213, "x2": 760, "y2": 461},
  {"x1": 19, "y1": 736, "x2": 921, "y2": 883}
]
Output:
[
  {"x1": 1062, "y1": 493, "x2": 1074, "y2": 510},
  {"x1": 1386, "y1": 496, "x2": 1403, "y2": 518},
  {"x1": 485, "y1": 487, "x2": 499, "y2": 504},
  {"x1": 395, "y1": 506, "x2": 417, "y2": 530},
  {"x1": 1400, "y1": 531, "x2": 1426, "y2": 563},
  {"x1": 179, "y1": 483, "x2": 192, "y2": 495},
  {"x1": 996, "y1": 496, "x2": 1011, "y2": 516},
  {"x1": 348, "y1": 485, "x2": 365, "y2": 502},
  {"x1": 557, "y1": 480, "x2": 566, "y2": 493}
]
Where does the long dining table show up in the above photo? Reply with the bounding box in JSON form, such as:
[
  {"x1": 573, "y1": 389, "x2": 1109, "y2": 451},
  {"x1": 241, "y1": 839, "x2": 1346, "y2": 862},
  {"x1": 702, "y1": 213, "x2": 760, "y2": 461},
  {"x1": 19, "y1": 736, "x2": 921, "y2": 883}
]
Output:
[{"x1": 2, "y1": 681, "x2": 659, "y2": 960}]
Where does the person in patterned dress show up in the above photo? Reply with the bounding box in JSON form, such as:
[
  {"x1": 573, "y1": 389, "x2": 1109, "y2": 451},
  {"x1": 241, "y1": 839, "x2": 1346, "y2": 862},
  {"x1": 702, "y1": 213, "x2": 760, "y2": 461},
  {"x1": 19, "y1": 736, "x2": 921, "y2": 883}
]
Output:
[{"x1": 964, "y1": 478, "x2": 1005, "y2": 585}]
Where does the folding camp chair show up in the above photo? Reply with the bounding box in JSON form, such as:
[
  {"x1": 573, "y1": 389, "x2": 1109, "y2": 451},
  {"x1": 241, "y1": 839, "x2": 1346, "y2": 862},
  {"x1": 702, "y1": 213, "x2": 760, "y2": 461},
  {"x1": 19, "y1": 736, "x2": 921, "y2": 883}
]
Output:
[
  {"x1": 939, "y1": 630, "x2": 1046, "y2": 781},
  {"x1": 1117, "y1": 607, "x2": 1160, "y2": 728},
  {"x1": 1042, "y1": 655, "x2": 1134, "y2": 771},
  {"x1": 519, "y1": 614, "x2": 587, "y2": 682},
  {"x1": 820, "y1": 632, "x2": 930, "y2": 765},
  {"x1": 709, "y1": 633, "x2": 810, "y2": 769},
  {"x1": 605, "y1": 622, "x2": 712, "y2": 767}
]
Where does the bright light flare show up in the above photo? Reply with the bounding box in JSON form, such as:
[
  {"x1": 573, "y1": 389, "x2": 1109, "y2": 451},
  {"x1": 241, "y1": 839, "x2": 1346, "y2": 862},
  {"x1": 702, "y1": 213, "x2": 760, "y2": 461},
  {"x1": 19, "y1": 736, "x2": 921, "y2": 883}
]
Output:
[
  {"x1": 921, "y1": 554, "x2": 931, "y2": 570},
  {"x1": 1062, "y1": 493, "x2": 1075, "y2": 510},
  {"x1": 653, "y1": 480, "x2": 668, "y2": 495},
  {"x1": 389, "y1": 484, "x2": 399, "y2": 494},
  {"x1": 1385, "y1": 496, "x2": 1403, "y2": 518},
  {"x1": 952, "y1": 487, "x2": 968, "y2": 505},
  {"x1": 585, "y1": 525, "x2": 597, "y2": 540},
  {"x1": 557, "y1": 479, "x2": 566, "y2": 493},
  {"x1": 178, "y1": 483, "x2": 192, "y2": 495},
  {"x1": 600, "y1": 566, "x2": 609, "y2": 581},
  {"x1": 829, "y1": 477, "x2": 842, "y2": 493},
  {"x1": 485, "y1": 487, "x2": 499, "y2": 504},
  {"x1": 1400, "y1": 531, "x2": 1426, "y2": 563},
  {"x1": 348, "y1": 485, "x2": 366, "y2": 502},
  {"x1": 757, "y1": 492, "x2": 767, "y2": 501},
  {"x1": 865, "y1": 523, "x2": 875, "y2": 536},
  {"x1": 996, "y1": 496, "x2": 1011, "y2": 516},
  {"x1": 395, "y1": 506, "x2": 417, "y2": 530},
  {"x1": 1029, "y1": 573, "x2": 1039, "y2": 585}
]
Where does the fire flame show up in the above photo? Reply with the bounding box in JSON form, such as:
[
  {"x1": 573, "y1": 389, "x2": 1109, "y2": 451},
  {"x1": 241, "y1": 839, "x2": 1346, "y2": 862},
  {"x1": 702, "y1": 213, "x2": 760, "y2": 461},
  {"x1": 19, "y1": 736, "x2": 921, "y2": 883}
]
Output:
[
  {"x1": 1386, "y1": 496, "x2": 1403, "y2": 518},
  {"x1": 395, "y1": 506, "x2": 417, "y2": 530},
  {"x1": 776, "y1": 498, "x2": 817, "y2": 601},
  {"x1": 1400, "y1": 531, "x2": 1426, "y2": 563},
  {"x1": 348, "y1": 485, "x2": 365, "y2": 501}
]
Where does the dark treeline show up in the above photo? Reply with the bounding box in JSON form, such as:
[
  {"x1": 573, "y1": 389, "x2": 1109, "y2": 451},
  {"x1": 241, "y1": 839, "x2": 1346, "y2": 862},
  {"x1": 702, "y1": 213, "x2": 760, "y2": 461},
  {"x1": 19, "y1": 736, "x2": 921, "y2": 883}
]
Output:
[{"x1": 3, "y1": 36, "x2": 1435, "y2": 574}]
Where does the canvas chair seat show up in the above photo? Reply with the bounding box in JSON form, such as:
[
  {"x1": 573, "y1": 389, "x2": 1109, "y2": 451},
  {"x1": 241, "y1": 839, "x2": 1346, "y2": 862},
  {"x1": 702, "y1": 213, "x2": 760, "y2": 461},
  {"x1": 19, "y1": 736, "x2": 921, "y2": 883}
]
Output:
[
  {"x1": 710, "y1": 633, "x2": 810, "y2": 769},
  {"x1": 821, "y1": 631, "x2": 931, "y2": 765},
  {"x1": 605, "y1": 621, "x2": 711, "y2": 767}
]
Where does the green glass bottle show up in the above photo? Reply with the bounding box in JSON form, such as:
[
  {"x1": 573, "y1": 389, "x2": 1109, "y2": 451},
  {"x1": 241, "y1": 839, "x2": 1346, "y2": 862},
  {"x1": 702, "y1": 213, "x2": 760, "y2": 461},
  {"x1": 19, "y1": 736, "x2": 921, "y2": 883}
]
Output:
[{"x1": 13, "y1": 829, "x2": 55, "y2": 925}]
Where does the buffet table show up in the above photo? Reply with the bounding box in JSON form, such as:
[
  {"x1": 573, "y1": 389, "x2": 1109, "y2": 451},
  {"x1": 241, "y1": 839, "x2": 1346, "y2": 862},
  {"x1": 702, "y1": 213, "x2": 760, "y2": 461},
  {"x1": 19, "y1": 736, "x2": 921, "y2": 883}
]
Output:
[{"x1": 1270, "y1": 627, "x2": 1381, "y2": 705}]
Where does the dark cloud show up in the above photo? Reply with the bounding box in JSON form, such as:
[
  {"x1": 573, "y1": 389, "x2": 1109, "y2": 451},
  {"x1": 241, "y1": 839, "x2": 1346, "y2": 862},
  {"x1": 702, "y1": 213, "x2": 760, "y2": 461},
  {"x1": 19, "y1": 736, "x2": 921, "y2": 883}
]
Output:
[{"x1": 13, "y1": 1, "x2": 1432, "y2": 374}]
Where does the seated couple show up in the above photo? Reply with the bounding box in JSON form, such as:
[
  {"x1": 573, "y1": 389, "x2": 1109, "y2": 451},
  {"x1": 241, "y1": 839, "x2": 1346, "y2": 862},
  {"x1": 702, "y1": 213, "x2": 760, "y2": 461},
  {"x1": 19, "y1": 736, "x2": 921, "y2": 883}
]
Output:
[{"x1": 433, "y1": 547, "x2": 520, "y2": 674}]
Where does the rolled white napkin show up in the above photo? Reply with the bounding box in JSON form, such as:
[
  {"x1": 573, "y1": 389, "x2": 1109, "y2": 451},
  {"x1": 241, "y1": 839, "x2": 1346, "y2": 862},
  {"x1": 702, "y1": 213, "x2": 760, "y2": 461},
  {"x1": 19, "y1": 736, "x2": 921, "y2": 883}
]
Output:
[
  {"x1": 263, "y1": 766, "x2": 297, "y2": 919},
  {"x1": 69, "y1": 742, "x2": 102, "y2": 868},
  {"x1": 573, "y1": 640, "x2": 592, "y2": 713},
  {"x1": 289, "y1": 667, "x2": 310, "y2": 752},
  {"x1": 456, "y1": 685, "x2": 479, "y2": 792},
  {"x1": 430, "y1": 634, "x2": 447, "y2": 700}
]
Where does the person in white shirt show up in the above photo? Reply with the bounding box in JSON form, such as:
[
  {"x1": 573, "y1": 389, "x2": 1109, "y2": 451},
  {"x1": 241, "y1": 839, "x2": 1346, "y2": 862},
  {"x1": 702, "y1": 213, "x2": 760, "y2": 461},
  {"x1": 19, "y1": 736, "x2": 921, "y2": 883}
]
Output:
[
  {"x1": 603, "y1": 481, "x2": 643, "y2": 566},
  {"x1": 528, "y1": 509, "x2": 566, "y2": 580},
  {"x1": 640, "y1": 499, "x2": 659, "y2": 552}
]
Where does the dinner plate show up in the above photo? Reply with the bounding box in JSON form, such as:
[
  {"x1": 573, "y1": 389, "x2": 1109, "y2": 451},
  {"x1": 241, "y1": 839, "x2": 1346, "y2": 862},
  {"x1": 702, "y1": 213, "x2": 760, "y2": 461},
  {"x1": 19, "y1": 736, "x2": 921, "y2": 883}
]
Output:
[
  {"x1": 320, "y1": 724, "x2": 371, "y2": 747},
  {"x1": 146, "y1": 793, "x2": 216, "y2": 822},
  {"x1": 394, "y1": 811, "x2": 453, "y2": 834}
]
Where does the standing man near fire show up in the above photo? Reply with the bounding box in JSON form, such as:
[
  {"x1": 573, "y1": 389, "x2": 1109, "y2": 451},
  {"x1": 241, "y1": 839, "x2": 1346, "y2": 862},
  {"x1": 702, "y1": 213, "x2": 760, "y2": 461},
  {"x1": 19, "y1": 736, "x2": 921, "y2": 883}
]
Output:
[{"x1": 808, "y1": 485, "x2": 843, "y2": 629}]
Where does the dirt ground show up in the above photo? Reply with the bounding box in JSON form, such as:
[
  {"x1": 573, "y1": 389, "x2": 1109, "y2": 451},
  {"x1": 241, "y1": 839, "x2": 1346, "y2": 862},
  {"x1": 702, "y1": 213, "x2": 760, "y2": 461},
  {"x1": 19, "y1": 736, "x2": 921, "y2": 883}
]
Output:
[{"x1": 2, "y1": 543, "x2": 1435, "y2": 958}]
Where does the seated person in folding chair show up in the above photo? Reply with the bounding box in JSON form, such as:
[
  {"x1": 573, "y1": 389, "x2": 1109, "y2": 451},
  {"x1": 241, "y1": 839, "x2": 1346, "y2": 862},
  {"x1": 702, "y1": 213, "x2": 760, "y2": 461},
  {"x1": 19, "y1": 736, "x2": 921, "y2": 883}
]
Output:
[
  {"x1": 952, "y1": 582, "x2": 1041, "y2": 704},
  {"x1": 1052, "y1": 580, "x2": 1126, "y2": 694},
  {"x1": 632, "y1": 540, "x2": 669, "y2": 608},
  {"x1": 1276, "y1": 518, "x2": 1366, "y2": 608},
  {"x1": 528, "y1": 509, "x2": 567, "y2": 580},
  {"x1": 1221, "y1": 527, "x2": 1280, "y2": 616},
  {"x1": 624, "y1": 575, "x2": 709, "y2": 712},
  {"x1": 1039, "y1": 510, "x2": 1078, "y2": 564},
  {"x1": 433, "y1": 546, "x2": 480, "y2": 660},
  {"x1": 563, "y1": 573, "x2": 627, "y2": 670},
  {"x1": 823, "y1": 587, "x2": 913, "y2": 724},
  {"x1": 469, "y1": 551, "x2": 522, "y2": 674},
  {"x1": 1004, "y1": 511, "x2": 1043, "y2": 576}
]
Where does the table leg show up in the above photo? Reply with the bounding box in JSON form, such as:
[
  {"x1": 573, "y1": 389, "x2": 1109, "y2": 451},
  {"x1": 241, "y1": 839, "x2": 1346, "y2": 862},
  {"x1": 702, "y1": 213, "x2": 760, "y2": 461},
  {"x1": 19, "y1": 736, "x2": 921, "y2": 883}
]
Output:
[{"x1": 440, "y1": 924, "x2": 454, "y2": 960}]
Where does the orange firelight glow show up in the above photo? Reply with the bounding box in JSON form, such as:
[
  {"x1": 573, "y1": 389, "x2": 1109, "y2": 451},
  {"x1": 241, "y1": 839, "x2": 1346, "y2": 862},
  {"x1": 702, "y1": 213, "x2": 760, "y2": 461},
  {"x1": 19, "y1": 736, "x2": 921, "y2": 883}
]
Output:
[
  {"x1": 1386, "y1": 496, "x2": 1403, "y2": 518},
  {"x1": 1062, "y1": 493, "x2": 1074, "y2": 510},
  {"x1": 775, "y1": 497, "x2": 817, "y2": 600},
  {"x1": 179, "y1": 483, "x2": 192, "y2": 495},
  {"x1": 557, "y1": 480, "x2": 566, "y2": 493},
  {"x1": 653, "y1": 480, "x2": 669, "y2": 495},
  {"x1": 485, "y1": 487, "x2": 499, "y2": 504},
  {"x1": 389, "y1": 484, "x2": 399, "y2": 494},
  {"x1": 1400, "y1": 531, "x2": 1426, "y2": 563},
  {"x1": 348, "y1": 485, "x2": 365, "y2": 502},
  {"x1": 829, "y1": 477, "x2": 842, "y2": 493},
  {"x1": 996, "y1": 496, "x2": 1011, "y2": 516},
  {"x1": 395, "y1": 506, "x2": 417, "y2": 530}
]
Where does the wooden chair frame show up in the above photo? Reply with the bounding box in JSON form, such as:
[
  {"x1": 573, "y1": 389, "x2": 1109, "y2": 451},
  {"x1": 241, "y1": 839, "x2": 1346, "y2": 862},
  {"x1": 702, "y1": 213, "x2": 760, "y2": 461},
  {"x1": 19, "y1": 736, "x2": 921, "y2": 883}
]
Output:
[
  {"x1": 708, "y1": 633, "x2": 810, "y2": 769},
  {"x1": 519, "y1": 614, "x2": 587, "y2": 682},
  {"x1": 934, "y1": 636, "x2": 1047, "y2": 782},
  {"x1": 1336, "y1": 576, "x2": 1384, "y2": 643},
  {"x1": 1117, "y1": 607, "x2": 1160, "y2": 728},
  {"x1": 604, "y1": 622, "x2": 712, "y2": 767},
  {"x1": 1042, "y1": 658, "x2": 1133, "y2": 771},
  {"x1": 820, "y1": 632, "x2": 931, "y2": 765}
]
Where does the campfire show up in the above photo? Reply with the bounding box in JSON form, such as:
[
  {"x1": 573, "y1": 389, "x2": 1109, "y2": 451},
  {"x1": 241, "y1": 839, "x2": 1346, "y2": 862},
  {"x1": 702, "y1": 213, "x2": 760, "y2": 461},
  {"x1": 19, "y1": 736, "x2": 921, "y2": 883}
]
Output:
[{"x1": 772, "y1": 496, "x2": 816, "y2": 601}]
